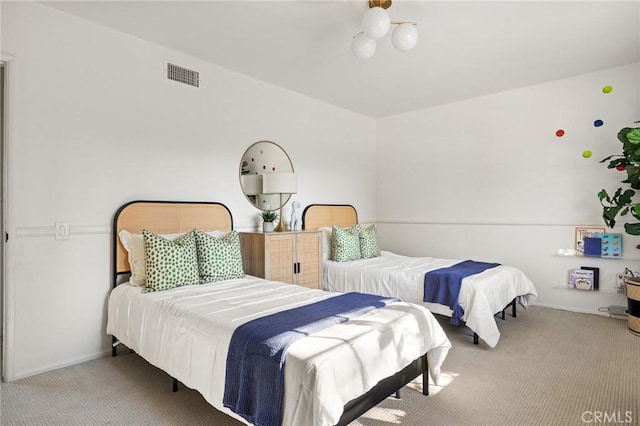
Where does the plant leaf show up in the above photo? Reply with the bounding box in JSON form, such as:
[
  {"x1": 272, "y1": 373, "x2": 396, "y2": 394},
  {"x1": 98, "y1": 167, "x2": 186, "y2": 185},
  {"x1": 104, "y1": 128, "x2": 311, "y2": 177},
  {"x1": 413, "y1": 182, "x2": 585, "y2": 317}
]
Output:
[
  {"x1": 597, "y1": 189, "x2": 608, "y2": 202},
  {"x1": 624, "y1": 222, "x2": 640, "y2": 235},
  {"x1": 619, "y1": 189, "x2": 636, "y2": 205},
  {"x1": 627, "y1": 128, "x2": 640, "y2": 145},
  {"x1": 618, "y1": 127, "x2": 632, "y2": 144}
]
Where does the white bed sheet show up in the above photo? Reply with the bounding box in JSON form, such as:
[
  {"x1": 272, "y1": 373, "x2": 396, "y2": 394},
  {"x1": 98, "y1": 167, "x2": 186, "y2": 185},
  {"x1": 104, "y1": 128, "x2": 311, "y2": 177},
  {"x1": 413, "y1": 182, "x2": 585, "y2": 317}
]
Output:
[
  {"x1": 323, "y1": 251, "x2": 538, "y2": 348},
  {"x1": 107, "y1": 276, "x2": 451, "y2": 426}
]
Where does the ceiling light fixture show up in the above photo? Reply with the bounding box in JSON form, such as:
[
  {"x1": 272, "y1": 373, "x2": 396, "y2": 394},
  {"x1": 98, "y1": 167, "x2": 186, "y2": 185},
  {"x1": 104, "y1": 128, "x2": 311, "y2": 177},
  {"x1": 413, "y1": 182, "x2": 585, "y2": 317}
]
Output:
[{"x1": 352, "y1": 0, "x2": 418, "y2": 59}]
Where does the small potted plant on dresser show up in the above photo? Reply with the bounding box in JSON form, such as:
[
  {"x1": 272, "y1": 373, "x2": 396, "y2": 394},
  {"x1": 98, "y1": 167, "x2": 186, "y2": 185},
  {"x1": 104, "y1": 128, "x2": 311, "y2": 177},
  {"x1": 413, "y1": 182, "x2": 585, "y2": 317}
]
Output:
[{"x1": 259, "y1": 210, "x2": 278, "y2": 233}]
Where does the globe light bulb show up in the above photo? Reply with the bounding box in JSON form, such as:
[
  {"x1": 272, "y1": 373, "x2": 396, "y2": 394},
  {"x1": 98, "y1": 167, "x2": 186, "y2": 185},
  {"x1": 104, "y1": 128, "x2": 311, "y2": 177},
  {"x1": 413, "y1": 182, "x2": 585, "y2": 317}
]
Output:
[
  {"x1": 362, "y1": 6, "x2": 391, "y2": 39},
  {"x1": 351, "y1": 32, "x2": 377, "y2": 59},
  {"x1": 391, "y1": 23, "x2": 418, "y2": 51}
]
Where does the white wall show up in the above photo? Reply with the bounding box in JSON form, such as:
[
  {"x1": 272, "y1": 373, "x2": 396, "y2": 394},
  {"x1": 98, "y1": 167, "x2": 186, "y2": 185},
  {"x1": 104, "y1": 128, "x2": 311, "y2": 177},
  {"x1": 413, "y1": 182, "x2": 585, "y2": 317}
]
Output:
[
  {"x1": 376, "y1": 63, "x2": 640, "y2": 315},
  {"x1": 1, "y1": 2, "x2": 377, "y2": 380}
]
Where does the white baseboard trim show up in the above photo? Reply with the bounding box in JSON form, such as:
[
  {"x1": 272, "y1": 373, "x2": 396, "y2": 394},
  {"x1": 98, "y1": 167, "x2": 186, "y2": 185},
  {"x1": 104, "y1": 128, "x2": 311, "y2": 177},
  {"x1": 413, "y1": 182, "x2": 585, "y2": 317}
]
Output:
[
  {"x1": 11, "y1": 349, "x2": 111, "y2": 382},
  {"x1": 531, "y1": 302, "x2": 614, "y2": 318}
]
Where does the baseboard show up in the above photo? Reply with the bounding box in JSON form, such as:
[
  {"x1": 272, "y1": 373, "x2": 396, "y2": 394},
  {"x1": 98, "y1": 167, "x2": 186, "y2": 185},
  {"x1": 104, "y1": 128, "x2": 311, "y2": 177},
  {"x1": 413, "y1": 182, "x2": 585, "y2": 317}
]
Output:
[
  {"x1": 11, "y1": 349, "x2": 111, "y2": 382},
  {"x1": 531, "y1": 302, "x2": 611, "y2": 317}
]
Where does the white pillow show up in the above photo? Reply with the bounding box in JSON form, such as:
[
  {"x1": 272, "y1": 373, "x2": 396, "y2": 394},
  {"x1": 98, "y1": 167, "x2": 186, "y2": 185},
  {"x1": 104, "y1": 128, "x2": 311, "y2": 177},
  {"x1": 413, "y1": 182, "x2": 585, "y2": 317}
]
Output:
[
  {"x1": 318, "y1": 227, "x2": 333, "y2": 261},
  {"x1": 119, "y1": 229, "x2": 226, "y2": 286}
]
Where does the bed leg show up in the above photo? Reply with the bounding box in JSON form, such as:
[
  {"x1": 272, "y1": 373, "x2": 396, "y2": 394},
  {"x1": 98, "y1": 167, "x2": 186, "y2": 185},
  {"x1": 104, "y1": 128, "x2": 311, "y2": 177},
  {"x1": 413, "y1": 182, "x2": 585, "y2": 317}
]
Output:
[
  {"x1": 422, "y1": 356, "x2": 429, "y2": 396},
  {"x1": 501, "y1": 309, "x2": 506, "y2": 320},
  {"x1": 512, "y1": 298, "x2": 517, "y2": 318},
  {"x1": 395, "y1": 390, "x2": 401, "y2": 399},
  {"x1": 172, "y1": 378, "x2": 178, "y2": 392},
  {"x1": 111, "y1": 336, "x2": 118, "y2": 357},
  {"x1": 473, "y1": 332, "x2": 479, "y2": 345}
]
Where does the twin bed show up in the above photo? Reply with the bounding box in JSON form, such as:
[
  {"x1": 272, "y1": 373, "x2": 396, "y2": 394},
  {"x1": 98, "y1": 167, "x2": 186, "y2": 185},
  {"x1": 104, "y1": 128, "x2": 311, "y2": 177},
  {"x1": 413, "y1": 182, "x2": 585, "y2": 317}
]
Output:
[
  {"x1": 107, "y1": 200, "x2": 451, "y2": 426},
  {"x1": 302, "y1": 204, "x2": 538, "y2": 348}
]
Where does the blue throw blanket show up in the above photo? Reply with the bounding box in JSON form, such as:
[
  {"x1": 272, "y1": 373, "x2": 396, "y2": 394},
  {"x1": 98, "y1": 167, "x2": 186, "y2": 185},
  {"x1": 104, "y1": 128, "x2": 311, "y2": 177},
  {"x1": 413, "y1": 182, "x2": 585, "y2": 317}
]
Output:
[
  {"x1": 423, "y1": 260, "x2": 500, "y2": 325},
  {"x1": 223, "y1": 292, "x2": 398, "y2": 426}
]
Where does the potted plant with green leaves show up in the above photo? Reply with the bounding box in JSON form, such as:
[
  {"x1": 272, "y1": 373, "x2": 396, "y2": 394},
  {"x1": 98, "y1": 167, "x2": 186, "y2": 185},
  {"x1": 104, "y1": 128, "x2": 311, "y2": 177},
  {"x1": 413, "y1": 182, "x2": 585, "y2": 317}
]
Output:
[
  {"x1": 598, "y1": 123, "x2": 640, "y2": 337},
  {"x1": 259, "y1": 210, "x2": 278, "y2": 233},
  {"x1": 597, "y1": 123, "x2": 640, "y2": 237}
]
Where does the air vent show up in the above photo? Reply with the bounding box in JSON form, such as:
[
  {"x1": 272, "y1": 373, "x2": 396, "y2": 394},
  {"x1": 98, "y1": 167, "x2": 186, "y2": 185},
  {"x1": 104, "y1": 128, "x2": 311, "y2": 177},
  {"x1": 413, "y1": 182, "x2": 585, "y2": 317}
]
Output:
[{"x1": 167, "y1": 63, "x2": 199, "y2": 87}]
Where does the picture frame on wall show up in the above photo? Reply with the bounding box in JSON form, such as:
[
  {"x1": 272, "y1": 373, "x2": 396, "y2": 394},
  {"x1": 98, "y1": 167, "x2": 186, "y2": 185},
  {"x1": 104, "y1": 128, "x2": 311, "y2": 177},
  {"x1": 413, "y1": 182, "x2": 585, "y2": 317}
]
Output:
[{"x1": 574, "y1": 227, "x2": 605, "y2": 255}]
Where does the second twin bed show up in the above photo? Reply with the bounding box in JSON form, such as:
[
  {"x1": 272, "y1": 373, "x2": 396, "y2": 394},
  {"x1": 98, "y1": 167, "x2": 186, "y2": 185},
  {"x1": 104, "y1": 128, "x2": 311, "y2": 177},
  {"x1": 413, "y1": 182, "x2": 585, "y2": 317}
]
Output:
[{"x1": 302, "y1": 204, "x2": 538, "y2": 348}]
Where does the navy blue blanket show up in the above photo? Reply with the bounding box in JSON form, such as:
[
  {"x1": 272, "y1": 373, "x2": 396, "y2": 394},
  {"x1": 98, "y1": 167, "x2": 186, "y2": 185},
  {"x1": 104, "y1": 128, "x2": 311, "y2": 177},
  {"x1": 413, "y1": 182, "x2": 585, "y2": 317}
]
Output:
[
  {"x1": 223, "y1": 292, "x2": 398, "y2": 426},
  {"x1": 423, "y1": 260, "x2": 500, "y2": 324}
]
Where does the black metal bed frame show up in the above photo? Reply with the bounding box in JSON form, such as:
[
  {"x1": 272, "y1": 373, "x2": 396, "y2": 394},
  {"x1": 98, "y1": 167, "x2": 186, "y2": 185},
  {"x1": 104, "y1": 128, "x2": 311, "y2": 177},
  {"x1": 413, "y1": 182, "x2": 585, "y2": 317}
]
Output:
[
  {"x1": 169, "y1": 354, "x2": 429, "y2": 425},
  {"x1": 110, "y1": 200, "x2": 431, "y2": 426}
]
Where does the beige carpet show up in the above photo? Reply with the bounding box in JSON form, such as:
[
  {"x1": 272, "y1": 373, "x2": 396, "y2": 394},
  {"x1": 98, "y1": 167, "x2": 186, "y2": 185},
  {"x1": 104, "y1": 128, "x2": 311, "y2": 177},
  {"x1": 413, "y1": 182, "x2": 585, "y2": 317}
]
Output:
[{"x1": 1, "y1": 306, "x2": 638, "y2": 425}]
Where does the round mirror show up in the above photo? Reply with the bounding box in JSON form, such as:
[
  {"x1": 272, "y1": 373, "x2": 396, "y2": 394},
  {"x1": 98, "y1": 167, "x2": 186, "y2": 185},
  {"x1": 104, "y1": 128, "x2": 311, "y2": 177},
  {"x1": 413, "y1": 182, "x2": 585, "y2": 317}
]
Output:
[{"x1": 239, "y1": 141, "x2": 294, "y2": 211}]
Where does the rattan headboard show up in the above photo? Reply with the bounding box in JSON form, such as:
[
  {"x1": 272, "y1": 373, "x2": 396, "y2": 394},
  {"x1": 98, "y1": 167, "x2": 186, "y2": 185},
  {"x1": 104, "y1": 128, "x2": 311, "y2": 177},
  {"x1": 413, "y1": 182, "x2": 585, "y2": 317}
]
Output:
[
  {"x1": 112, "y1": 200, "x2": 233, "y2": 282},
  {"x1": 302, "y1": 204, "x2": 358, "y2": 230}
]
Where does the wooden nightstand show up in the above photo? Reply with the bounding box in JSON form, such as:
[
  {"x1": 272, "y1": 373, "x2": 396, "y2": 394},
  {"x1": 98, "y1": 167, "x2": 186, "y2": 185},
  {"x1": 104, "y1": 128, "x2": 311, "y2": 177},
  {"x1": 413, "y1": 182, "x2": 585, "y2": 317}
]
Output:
[{"x1": 239, "y1": 231, "x2": 322, "y2": 289}]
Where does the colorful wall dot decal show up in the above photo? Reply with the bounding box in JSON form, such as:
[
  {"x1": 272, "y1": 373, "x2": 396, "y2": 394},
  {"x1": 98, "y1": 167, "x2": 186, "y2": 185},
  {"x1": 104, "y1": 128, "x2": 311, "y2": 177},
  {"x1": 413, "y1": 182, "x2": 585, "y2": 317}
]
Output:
[
  {"x1": 556, "y1": 129, "x2": 565, "y2": 137},
  {"x1": 602, "y1": 85, "x2": 613, "y2": 93},
  {"x1": 594, "y1": 119, "x2": 604, "y2": 127},
  {"x1": 582, "y1": 150, "x2": 592, "y2": 158}
]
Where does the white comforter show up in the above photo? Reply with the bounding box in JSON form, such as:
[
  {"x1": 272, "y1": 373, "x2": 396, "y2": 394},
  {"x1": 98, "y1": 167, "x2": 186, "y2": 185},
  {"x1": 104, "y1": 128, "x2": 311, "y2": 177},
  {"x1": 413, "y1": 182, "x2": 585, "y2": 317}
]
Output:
[
  {"x1": 323, "y1": 251, "x2": 537, "y2": 348},
  {"x1": 107, "y1": 276, "x2": 451, "y2": 426}
]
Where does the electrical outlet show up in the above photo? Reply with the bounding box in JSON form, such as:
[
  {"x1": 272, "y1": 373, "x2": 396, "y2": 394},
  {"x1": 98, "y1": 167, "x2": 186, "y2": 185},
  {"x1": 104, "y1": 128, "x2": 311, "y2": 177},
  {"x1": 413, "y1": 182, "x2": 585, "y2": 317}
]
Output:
[{"x1": 55, "y1": 222, "x2": 69, "y2": 240}]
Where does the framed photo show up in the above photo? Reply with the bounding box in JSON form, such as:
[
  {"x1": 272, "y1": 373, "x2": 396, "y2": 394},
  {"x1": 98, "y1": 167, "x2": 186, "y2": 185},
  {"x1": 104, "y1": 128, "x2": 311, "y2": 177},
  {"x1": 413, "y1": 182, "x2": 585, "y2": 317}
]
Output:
[{"x1": 574, "y1": 227, "x2": 605, "y2": 255}]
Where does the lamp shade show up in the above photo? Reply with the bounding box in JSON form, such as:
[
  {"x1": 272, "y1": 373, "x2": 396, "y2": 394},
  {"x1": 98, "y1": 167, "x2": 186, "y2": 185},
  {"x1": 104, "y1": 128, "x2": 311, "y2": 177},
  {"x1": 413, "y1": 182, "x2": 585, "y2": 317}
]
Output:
[
  {"x1": 351, "y1": 32, "x2": 376, "y2": 59},
  {"x1": 262, "y1": 172, "x2": 297, "y2": 195},
  {"x1": 391, "y1": 23, "x2": 418, "y2": 52},
  {"x1": 241, "y1": 174, "x2": 263, "y2": 195},
  {"x1": 362, "y1": 6, "x2": 391, "y2": 39}
]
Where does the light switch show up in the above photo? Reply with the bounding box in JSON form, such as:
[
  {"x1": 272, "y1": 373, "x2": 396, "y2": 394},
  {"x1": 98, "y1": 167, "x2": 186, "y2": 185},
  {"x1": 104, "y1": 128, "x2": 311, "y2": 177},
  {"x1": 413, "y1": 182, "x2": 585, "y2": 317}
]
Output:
[{"x1": 55, "y1": 222, "x2": 70, "y2": 240}]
